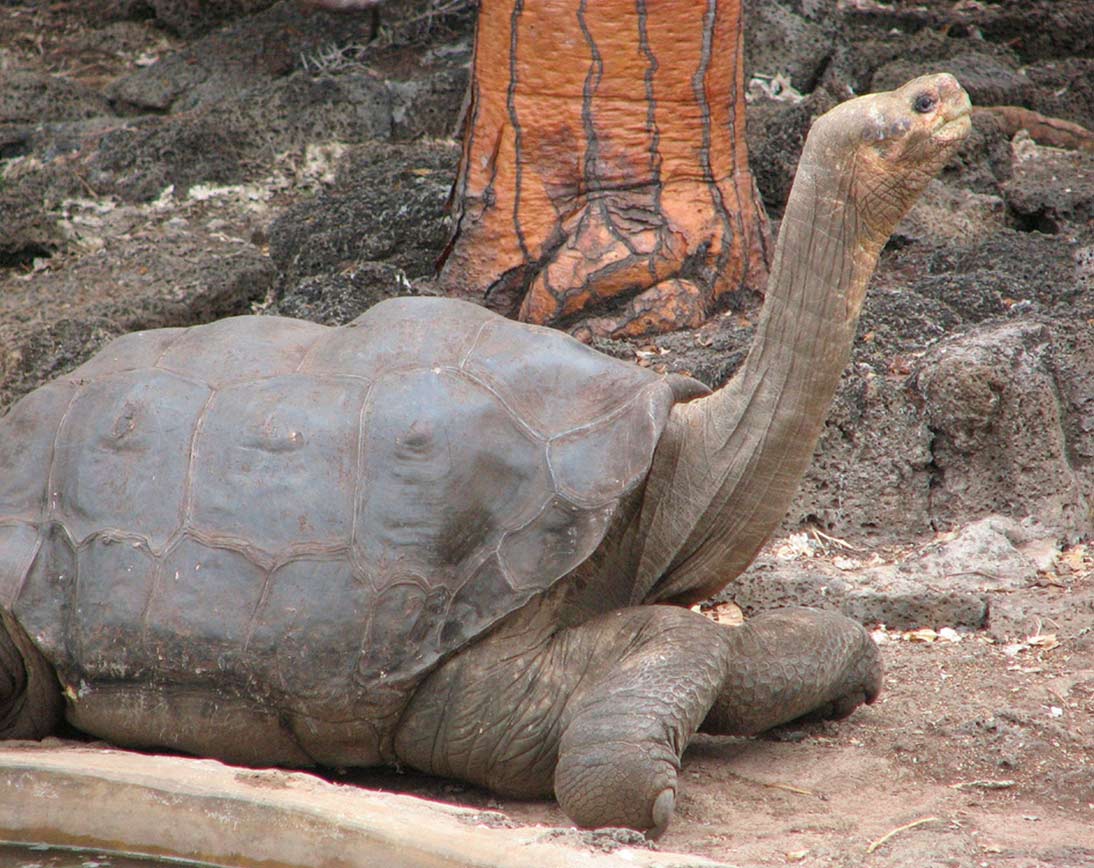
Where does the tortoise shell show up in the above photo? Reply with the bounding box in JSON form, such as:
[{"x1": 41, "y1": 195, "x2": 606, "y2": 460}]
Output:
[{"x1": 0, "y1": 297, "x2": 677, "y2": 714}]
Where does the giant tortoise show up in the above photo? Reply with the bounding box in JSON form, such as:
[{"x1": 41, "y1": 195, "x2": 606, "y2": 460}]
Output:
[{"x1": 0, "y1": 74, "x2": 971, "y2": 835}]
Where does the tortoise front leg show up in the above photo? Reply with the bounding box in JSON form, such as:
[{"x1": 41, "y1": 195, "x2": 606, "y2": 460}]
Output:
[
  {"x1": 394, "y1": 603, "x2": 730, "y2": 835},
  {"x1": 551, "y1": 607, "x2": 881, "y2": 833},
  {"x1": 551, "y1": 606, "x2": 728, "y2": 835},
  {"x1": 699, "y1": 607, "x2": 883, "y2": 737},
  {"x1": 394, "y1": 603, "x2": 880, "y2": 836}
]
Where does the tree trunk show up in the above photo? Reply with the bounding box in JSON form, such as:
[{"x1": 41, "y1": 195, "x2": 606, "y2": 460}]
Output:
[{"x1": 437, "y1": 0, "x2": 772, "y2": 339}]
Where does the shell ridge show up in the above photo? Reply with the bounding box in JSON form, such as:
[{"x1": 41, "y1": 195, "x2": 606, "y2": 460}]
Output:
[
  {"x1": 493, "y1": 548, "x2": 518, "y2": 591},
  {"x1": 494, "y1": 493, "x2": 556, "y2": 545},
  {"x1": 451, "y1": 366, "x2": 547, "y2": 443},
  {"x1": 74, "y1": 528, "x2": 154, "y2": 551},
  {"x1": 547, "y1": 382, "x2": 674, "y2": 508},
  {"x1": 350, "y1": 379, "x2": 379, "y2": 586},
  {"x1": 180, "y1": 389, "x2": 219, "y2": 532},
  {"x1": 545, "y1": 384, "x2": 651, "y2": 443},
  {"x1": 293, "y1": 324, "x2": 337, "y2": 373},
  {"x1": 1, "y1": 521, "x2": 43, "y2": 611},
  {"x1": 457, "y1": 318, "x2": 493, "y2": 371},
  {"x1": 144, "y1": 368, "x2": 209, "y2": 392},
  {"x1": 43, "y1": 387, "x2": 82, "y2": 523},
  {"x1": 152, "y1": 327, "x2": 189, "y2": 368},
  {"x1": 178, "y1": 527, "x2": 277, "y2": 573},
  {"x1": 242, "y1": 568, "x2": 275, "y2": 652},
  {"x1": 42, "y1": 521, "x2": 80, "y2": 673}
]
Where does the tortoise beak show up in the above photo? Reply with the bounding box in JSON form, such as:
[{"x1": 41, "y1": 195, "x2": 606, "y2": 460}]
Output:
[{"x1": 935, "y1": 74, "x2": 972, "y2": 145}]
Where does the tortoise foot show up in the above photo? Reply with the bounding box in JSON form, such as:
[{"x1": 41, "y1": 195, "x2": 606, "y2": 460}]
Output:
[{"x1": 555, "y1": 734, "x2": 679, "y2": 838}]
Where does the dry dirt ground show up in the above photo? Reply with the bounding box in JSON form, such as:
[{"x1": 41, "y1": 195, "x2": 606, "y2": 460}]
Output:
[{"x1": 1, "y1": 2, "x2": 1092, "y2": 867}]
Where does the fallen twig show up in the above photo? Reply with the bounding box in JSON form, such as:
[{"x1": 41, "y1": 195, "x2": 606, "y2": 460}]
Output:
[
  {"x1": 762, "y1": 781, "x2": 814, "y2": 796},
  {"x1": 810, "y1": 527, "x2": 860, "y2": 551},
  {"x1": 732, "y1": 773, "x2": 814, "y2": 797},
  {"x1": 976, "y1": 105, "x2": 1094, "y2": 152},
  {"x1": 866, "y1": 816, "x2": 941, "y2": 854},
  {"x1": 950, "y1": 779, "x2": 1017, "y2": 791}
]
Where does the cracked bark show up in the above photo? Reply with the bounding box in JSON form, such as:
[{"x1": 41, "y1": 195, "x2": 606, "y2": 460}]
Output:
[{"x1": 437, "y1": 0, "x2": 772, "y2": 340}]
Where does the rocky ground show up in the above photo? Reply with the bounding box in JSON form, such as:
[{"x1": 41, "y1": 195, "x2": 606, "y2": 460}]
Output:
[{"x1": 0, "y1": 1, "x2": 1092, "y2": 866}]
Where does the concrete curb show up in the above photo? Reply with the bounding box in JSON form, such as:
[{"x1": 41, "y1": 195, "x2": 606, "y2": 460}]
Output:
[{"x1": 0, "y1": 743, "x2": 729, "y2": 868}]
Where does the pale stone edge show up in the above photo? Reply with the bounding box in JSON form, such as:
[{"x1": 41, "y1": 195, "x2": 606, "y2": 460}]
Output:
[{"x1": 0, "y1": 743, "x2": 729, "y2": 868}]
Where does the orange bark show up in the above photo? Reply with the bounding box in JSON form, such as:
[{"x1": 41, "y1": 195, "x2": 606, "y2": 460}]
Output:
[{"x1": 437, "y1": 0, "x2": 772, "y2": 339}]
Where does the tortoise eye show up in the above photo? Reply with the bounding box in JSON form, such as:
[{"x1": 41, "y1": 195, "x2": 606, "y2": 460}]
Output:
[{"x1": 913, "y1": 93, "x2": 937, "y2": 114}]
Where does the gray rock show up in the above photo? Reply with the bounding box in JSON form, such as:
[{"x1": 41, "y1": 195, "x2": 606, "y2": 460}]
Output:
[
  {"x1": 85, "y1": 71, "x2": 393, "y2": 202},
  {"x1": 746, "y1": 95, "x2": 833, "y2": 212},
  {"x1": 727, "y1": 558, "x2": 990, "y2": 630},
  {"x1": 238, "y1": 71, "x2": 394, "y2": 148},
  {"x1": 268, "y1": 139, "x2": 457, "y2": 298},
  {"x1": 84, "y1": 113, "x2": 256, "y2": 201},
  {"x1": 943, "y1": 109, "x2": 1014, "y2": 196},
  {"x1": 388, "y1": 66, "x2": 467, "y2": 141},
  {"x1": 0, "y1": 193, "x2": 64, "y2": 268},
  {"x1": 914, "y1": 321, "x2": 1092, "y2": 541},
  {"x1": 789, "y1": 364, "x2": 934, "y2": 541},
  {"x1": 906, "y1": 516, "x2": 1043, "y2": 589},
  {"x1": 148, "y1": 0, "x2": 284, "y2": 37},
  {"x1": 895, "y1": 180, "x2": 1006, "y2": 247},
  {"x1": 947, "y1": 0, "x2": 1094, "y2": 64},
  {"x1": 106, "y1": 1, "x2": 373, "y2": 112},
  {"x1": 743, "y1": 0, "x2": 835, "y2": 92},
  {"x1": 872, "y1": 52, "x2": 1035, "y2": 109},
  {"x1": 268, "y1": 263, "x2": 417, "y2": 325},
  {"x1": 1003, "y1": 133, "x2": 1094, "y2": 235},
  {"x1": 885, "y1": 230, "x2": 1083, "y2": 329},
  {"x1": 0, "y1": 70, "x2": 112, "y2": 125},
  {"x1": 840, "y1": 577, "x2": 989, "y2": 630},
  {"x1": 1024, "y1": 58, "x2": 1094, "y2": 130},
  {"x1": 728, "y1": 515, "x2": 1059, "y2": 630}
]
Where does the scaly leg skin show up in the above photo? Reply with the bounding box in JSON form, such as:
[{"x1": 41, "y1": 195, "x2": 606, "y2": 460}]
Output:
[
  {"x1": 0, "y1": 611, "x2": 63, "y2": 739},
  {"x1": 394, "y1": 603, "x2": 880, "y2": 837},
  {"x1": 701, "y1": 607, "x2": 883, "y2": 737}
]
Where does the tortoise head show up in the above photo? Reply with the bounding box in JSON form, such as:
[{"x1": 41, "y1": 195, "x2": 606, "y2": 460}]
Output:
[{"x1": 805, "y1": 73, "x2": 972, "y2": 247}]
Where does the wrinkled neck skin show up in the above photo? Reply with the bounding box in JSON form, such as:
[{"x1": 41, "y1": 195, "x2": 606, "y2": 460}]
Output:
[{"x1": 611, "y1": 136, "x2": 891, "y2": 607}]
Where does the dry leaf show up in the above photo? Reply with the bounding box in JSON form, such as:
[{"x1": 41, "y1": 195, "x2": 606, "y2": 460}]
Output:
[
  {"x1": 709, "y1": 601, "x2": 744, "y2": 626},
  {"x1": 1026, "y1": 633, "x2": 1059, "y2": 650},
  {"x1": 694, "y1": 601, "x2": 745, "y2": 627},
  {"x1": 1058, "y1": 544, "x2": 1089, "y2": 574},
  {"x1": 775, "y1": 532, "x2": 815, "y2": 560}
]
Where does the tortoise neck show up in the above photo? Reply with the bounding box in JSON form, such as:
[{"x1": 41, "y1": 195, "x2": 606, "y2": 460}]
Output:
[
  {"x1": 735, "y1": 148, "x2": 881, "y2": 417},
  {"x1": 634, "y1": 146, "x2": 885, "y2": 605}
]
